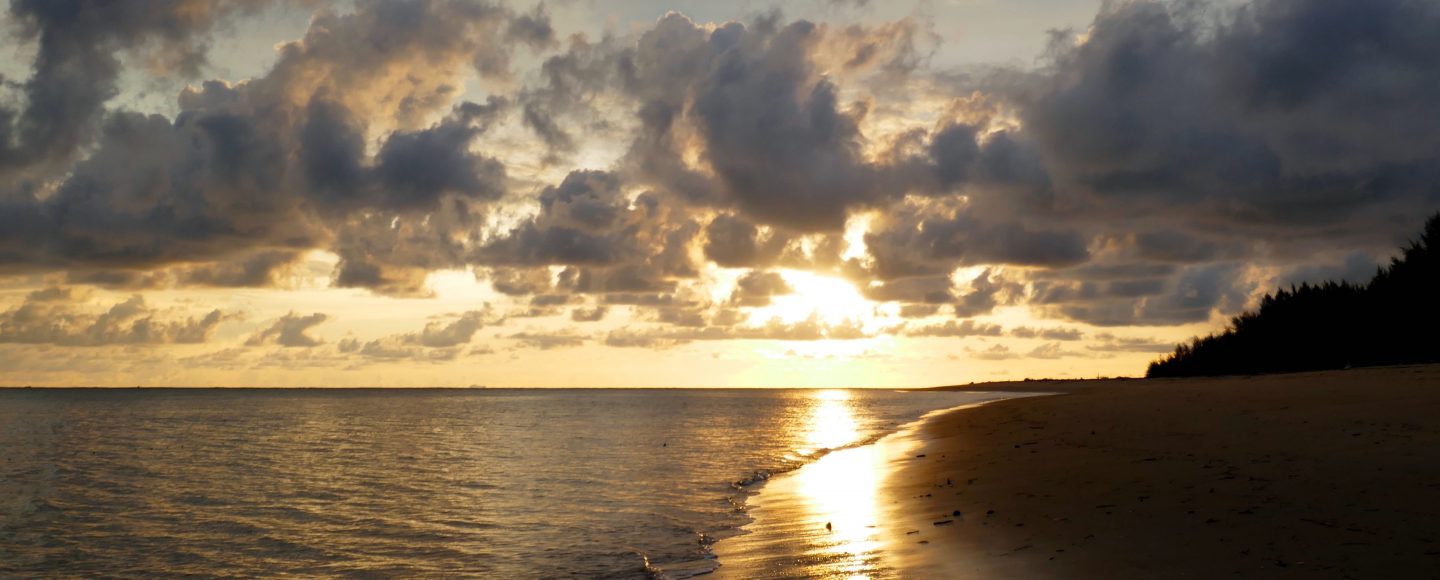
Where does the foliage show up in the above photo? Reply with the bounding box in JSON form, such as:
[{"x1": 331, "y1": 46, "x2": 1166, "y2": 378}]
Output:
[{"x1": 1147, "y1": 213, "x2": 1440, "y2": 377}]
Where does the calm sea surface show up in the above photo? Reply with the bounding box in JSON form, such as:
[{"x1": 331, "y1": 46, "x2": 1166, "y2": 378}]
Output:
[{"x1": 0, "y1": 388, "x2": 1015, "y2": 578}]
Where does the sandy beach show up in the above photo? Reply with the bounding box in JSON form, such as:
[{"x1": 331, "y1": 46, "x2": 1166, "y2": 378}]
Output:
[{"x1": 715, "y1": 365, "x2": 1440, "y2": 578}]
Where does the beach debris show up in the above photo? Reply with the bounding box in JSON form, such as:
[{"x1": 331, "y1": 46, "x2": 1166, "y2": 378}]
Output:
[
  {"x1": 825, "y1": 522, "x2": 832, "y2": 531},
  {"x1": 933, "y1": 519, "x2": 954, "y2": 526},
  {"x1": 952, "y1": 510, "x2": 962, "y2": 517},
  {"x1": 915, "y1": 454, "x2": 926, "y2": 458},
  {"x1": 906, "y1": 530, "x2": 919, "y2": 535},
  {"x1": 919, "y1": 540, "x2": 930, "y2": 544}
]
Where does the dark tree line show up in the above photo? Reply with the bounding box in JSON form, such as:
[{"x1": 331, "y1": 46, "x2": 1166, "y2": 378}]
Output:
[{"x1": 1147, "y1": 213, "x2": 1440, "y2": 377}]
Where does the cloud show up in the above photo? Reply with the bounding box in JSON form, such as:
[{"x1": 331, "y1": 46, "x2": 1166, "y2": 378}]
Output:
[
  {"x1": 860, "y1": 199, "x2": 1090, "y2": 283},
  {"x1": 901, "y1": 319, "x2": 1004, "y2": 338},
  {"x1": 1012, "y1": 0, "x2": 1440, "y2": 243},
  {"x1": 703, "y1": 214, "x2": 786, "y2": 268},
  {"x1": 571, "y1": 306, "x2": 608, "y2": 322},
  {"x1": 246, "y1": 312, "x2": 328, "y2": 348},
  {"x1": 519, "y1": 13, "x2": 940, "y2": 231},
  {"x1": 0, "y1": 292, "x2": 229, "y2": 346},
  {"x1": 1026, "y1": 342, "x2": 1088, "y2": 360},
  {"x1": 0, "y1": 1, "x2": 266, "y2": 179},
  {"x1": 1088, "y1": 333, "x2": 1176, "y2": 354},
  {"x1": 897, "y1": 304, "x2": 941, "y2": 318},
  {"x1": 508, "y1": 330, "x2": 587, "y2": 350},
  {"x1": 475, "y1": 173, "x2": 702, "y2": 297},
  {"x1": 486, "y1": 268, "x2": 555, "y2": 296},
  {"x1": 861, "y1": 276, "x2": 954, "y2": 305},
  {"x1": 967, "y1": 343, "x2": 1016, "y2": 360},
  {"x1": 1010, "y1": 326, "x2": 1085, "y2": 341},
  {"x1": 730, "y1": 271, "x2": 794, "y2": 307},
  {"x1": 603, "y1": 314, "x2": 871, "y2": 349},
  {"x1": 953, "y1": 268, "x2": 1025, "y2": 317},
  {"x1": 336, "y1": 309, "x2": 493, "y2": 363},
  {"x1": 6, "y1": 0, "x2": 1440, "y2": 361},
  {"x1": 0, "y1": 0, "x2": 549, "y2": 295}
]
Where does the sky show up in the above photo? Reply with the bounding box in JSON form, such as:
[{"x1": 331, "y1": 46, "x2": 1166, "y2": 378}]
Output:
[{"x1": 0, "y1": 0, "x2": 1435, "y2": 387}]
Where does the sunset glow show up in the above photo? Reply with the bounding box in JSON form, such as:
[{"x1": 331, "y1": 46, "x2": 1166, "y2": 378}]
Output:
[{"x1": 0, "y1": 0, "x2": 1427, "y2": 388}]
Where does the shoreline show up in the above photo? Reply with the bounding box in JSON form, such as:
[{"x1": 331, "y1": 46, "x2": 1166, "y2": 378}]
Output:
[
  {"x1": 709, "y1": 391, "x2": 1056, "y2": 578},
  {"x1": 713, "y1": 364, "x2": 1440, "y2": 578}
]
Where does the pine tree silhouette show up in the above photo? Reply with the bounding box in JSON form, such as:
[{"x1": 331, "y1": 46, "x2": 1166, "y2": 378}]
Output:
[{"x1": 1147, "y1": 213, "x2": 1440, "y2": 377}]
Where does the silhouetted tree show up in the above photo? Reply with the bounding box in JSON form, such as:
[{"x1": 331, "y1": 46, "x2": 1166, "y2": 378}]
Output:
[{"x1": 1147, "y1": 213, "x2": 1440, "y2": 377}]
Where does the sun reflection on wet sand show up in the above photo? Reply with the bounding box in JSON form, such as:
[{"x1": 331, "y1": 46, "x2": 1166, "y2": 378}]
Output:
[
  {"x1": 795, "y1": 390, "x2": 887, "y2": 578},
  {"x1": 715, "y1": 389, "x2": 919, "y2": 578},
  {"x1": 794, "y1": 445, "x2": 886, "y2": 577}
]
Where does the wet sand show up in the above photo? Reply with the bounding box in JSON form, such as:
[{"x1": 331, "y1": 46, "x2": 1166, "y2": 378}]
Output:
[{"x1": 716, "y1": 365, "x2": 1440, "y2": 578}]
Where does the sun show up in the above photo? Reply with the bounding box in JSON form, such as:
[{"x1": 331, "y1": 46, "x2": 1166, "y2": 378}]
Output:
[{"x1": 755, "y1": 270, "x2": 876, "y2": 326}]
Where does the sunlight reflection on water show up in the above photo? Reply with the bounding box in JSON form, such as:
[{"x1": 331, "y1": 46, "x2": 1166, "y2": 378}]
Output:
[
  {"x1": 713, "y1": 388, "x2": 972, "y2": 579},
  {"x1": 797, "y1": 390, "x2": 886, "y2": 578},
  {"x1": 804, "y1": 389, "x2": 862, "y2": 452}
]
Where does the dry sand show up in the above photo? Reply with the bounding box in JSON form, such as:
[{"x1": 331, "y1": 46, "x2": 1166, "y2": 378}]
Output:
[{"x1": 717, "y1": 364, "x2": 1440, "y2": 578}]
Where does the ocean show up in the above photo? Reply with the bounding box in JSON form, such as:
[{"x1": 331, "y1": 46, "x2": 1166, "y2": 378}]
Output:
[{"x1": 0, "y1": 388, "x2": 1015, "y2": 578}]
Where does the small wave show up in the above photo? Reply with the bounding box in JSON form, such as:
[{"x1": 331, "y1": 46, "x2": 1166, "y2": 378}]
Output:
[
  {"x1": 728, "y1": 431, "x2": 890, "y2": 491},
  {"x1": 640, "y1": 548, "x2": 720, "y2": 580}
]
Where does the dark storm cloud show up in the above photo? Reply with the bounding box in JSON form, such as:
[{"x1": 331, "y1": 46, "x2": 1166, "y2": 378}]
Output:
[
  {"x1": 0, "y1": 0, "x2": 547, "y2": 294},
  {"x1": 861, "y1": 200, "x2": 1090, "y2": 282},
  {"x1": 1129, "y1": 231, "x2": 1229, "y2": 264},
  {"x1": 246, "y1": 312, "x2": 329, "y2": 348},
  {"x1": 1015, "y1": 0, "x2": 1440, "y2": 238},
  {"x1": 476, "y1": 173, "x2": 702, "y2": 304},
  {"x1": 1277, "y1": 253, "x2": 1381, "y2": 287},
  {"x1": 953, "y1": 268, "x2": 1025, "y2": 318},
  {"x1": 523, "y1": 13, "x2": 936, "y2": 231},
  {"x1": 681, "y1": 19, "x2": 879, "y2": 231},
  {"x1": 0, "y1": 0, "x2": 266, "y2": 178},
  {"x1": 702, "y1": 215, "x2": 784, "y2": 269},
  {"x1": 1033, "y1": 262, "x2": 1248, "y2": 327},
  {"x1": 477, "y1": 172, "x2": 696, "y2": 274},
  {"x1": 178, "y1": 251, "x2": 306, "y2": 288}
]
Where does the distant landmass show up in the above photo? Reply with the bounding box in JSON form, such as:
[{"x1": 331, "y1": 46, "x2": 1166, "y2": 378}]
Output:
[{"x1": 1148, "y1": 213, "x2": 1440, "y2": 378}]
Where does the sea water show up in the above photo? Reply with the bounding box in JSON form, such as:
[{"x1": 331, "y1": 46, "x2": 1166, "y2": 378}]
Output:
[{"x1": 0, "y1": 388, "x2": 1015, "y2": 578}]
